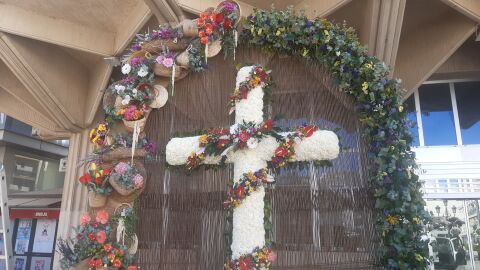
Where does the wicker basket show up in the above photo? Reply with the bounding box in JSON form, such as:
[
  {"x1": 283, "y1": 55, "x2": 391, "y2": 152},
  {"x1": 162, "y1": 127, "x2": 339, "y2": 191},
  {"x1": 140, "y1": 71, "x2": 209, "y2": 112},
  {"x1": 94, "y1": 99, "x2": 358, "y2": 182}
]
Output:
[
  {"x1": 127, "y1": 234, "x2": 139, "y2": 255},
  {"x1": 75, "y1": 259, "x2": 90, "y2": 270},
  {"x1": 180, "y1": 19, "x2": 198, "y2": 37},
  {"x1": 150, "y1": 85, "x2": 169, "y2": 109},
  {"x1": 142, "y1": 39, "x2": 188, "y2": 53},
  {"x1": 175, "y1": 50, "x2": 189, "y2": 67},
  {"x1": 109, "y1": 161, "x2": 146, "y2": 197},
  {"x1": 88, "y1": 192, "x2": 107, "y2": 208},
  {"x1": 206, "y1": 39, "x2": 222, "y2": 58},
  {"x1": 122, "y1": 110, "x2": 149, "y2": 133},
  {"x1": 153, "y1": 64, "x2": 189, "y2": 79},
  {"x1": 102, "y1": 147, "x2": 147, "y2": 162}
]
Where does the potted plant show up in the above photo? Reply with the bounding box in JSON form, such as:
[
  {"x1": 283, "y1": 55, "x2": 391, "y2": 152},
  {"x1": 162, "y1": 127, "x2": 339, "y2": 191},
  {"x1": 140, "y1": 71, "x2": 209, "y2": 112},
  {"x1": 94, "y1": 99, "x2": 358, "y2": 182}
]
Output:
[
  {"x1": 79, "y1": 163, "x2": 113, "y2": 208},
  {"x1": 98, "y1": 133, "x2": 157, "y2": 162},
  {"x1": 109, "y1": 162, "x2": 146, "y2": 196},
  {"x1": 116, "y1": 103, "x2": 151, "y2": 132}
]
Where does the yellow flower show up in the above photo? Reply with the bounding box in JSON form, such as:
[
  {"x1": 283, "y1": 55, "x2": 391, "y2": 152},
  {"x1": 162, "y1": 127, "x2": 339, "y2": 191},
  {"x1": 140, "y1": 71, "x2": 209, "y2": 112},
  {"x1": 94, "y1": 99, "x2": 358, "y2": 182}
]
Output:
[
  {"x1": 89, "y1": 128, "x2": 96, "y2": 138},
  {"x1": 398, "y1": 105, "x2": 404, "y2": 112},
  {"x1": 98, "y1": 124, "x2": 106, "y2": 131},
  {"x1": 415, "y1": 254, "x2": 423, "y2": 262},
  {"x1": 199, "y1": 135, "x2": 208, "y2": 145},
  {"x1": 386, "y1": 215, "x2": 400, "y2": 225},
  {"x1": 362, "y1": 82, "x2": 369, "y2": 94},
  {"x1": 412, "y1": 217, "x2": 420, "y2": 224},
  {"x1": 276, "y1": 30, "x2": 281, "y2": 36},
  {"x1": 90, "y1": 163, "x2": 97, "y2": 171}
]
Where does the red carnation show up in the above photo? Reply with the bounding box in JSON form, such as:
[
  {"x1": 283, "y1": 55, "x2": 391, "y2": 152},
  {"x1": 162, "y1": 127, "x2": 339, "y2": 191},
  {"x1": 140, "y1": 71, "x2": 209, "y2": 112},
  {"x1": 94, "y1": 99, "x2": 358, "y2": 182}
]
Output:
[
  {"x1": 239, "y1": 256, "x2": 252, "y2": 270},
  {"x1": 275, "y1": 147, "x2": 288, "y2": 157},
  {"x1": 262, "y1": 119, "x2": 273, "y2": 131},
  {"x1": 79, "y1": 172, "x2": 91, "y2": 184},
  {"x1": 236, "y1": 186, "x2": 245, "y2": 198},
  {"x1": 223, "y1": 19, "x2": 231, "y2": 29},
  {"x1": 238, "y1": 130, "x2": 250, "y2": 142},
  {"x1": 201, "y1": 36, "x2": 209, "y2": 45},
  {"x1": 216, "y1": 139, "x2": 229, "y2": 149},
  {"x1": 205, "y1": 24, "x2": 213, "y2": 35},
  {"x1": 303, "y1": 125, "x2": 318, "y2": 137},
  {"x1": 103, "y1": 168, "x2": 111, "y2": 175},
  {"x1": 213, "y1": 12, "x2": 224, "y2": 23},
  {"x1": 199, "y1": 30, "x2": 206, "y2": 38},
  {"x1": 95, "y1": 177, "x2": 102, "y2": 185},
  {"x1": 88, "y1": 232, "x2": 95, "y2": 241}
]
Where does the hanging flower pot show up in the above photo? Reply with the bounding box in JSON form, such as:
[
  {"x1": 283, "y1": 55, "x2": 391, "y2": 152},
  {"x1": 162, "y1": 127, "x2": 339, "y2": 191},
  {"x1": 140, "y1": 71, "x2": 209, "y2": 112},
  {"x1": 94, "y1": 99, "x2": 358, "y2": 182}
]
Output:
[
  {"x1": 180, "y1": 19, "x2": 199, "y2": 37},
  {"x1": 175, "y1": 50, "x2": 190, "y2": 67},
  {"x1": 142, "y1": 39, "x2": 188, "y2": 53},
  {"x1": 75, "y1": 259, "x2": 90, "y2": 270},
  {"x1": 88, "y1": 192, "x2": 107, "y2": 208},
  {"x1": 149, "y1": 84, "x2": 169, "y2": 109},
  {"x1": 126, "y1": 234, "x2": 139, "y2": 255},
  {"x1": 109, "y1": 161, "x2": 146, "y2": 197},
  {"x1": 102, "y1": 147, "x2": 147, "y2": 162},
  {"x1": 206, "y1": 39, "x2": 222, "y2": 58}
]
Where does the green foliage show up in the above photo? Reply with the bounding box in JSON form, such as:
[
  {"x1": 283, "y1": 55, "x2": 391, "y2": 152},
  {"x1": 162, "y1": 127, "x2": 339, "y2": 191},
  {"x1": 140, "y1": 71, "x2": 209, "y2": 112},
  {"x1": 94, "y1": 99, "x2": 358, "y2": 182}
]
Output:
[{"x1": 241, "y1": 8, "x2": 430, "y2": 269}]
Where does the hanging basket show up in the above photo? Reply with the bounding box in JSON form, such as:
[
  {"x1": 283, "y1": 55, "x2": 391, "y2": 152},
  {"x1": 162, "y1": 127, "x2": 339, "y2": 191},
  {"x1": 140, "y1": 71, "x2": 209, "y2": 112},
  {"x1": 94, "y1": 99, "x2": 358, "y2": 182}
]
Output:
[
  {"x1": 127, "y1": 234, "x2": 139, "y2": 255},
  {"x1": 109, "y1": 161, "x2": 146, "y2": 197},
  {"x1": 102, "y1": 147, "x2": 147, "y2": 162},
  {"x1": 207, "y1": 39, "x2": 222, "y2": 58},
  {"x1": 150, "y1": 85, "x2": 169, "y2": 109},
  {"x1": 122, "y1": 109, "x2": 150, "y2": 133},
  {"x1": 180, "y1": 19, "x2": 198, "y2": 37},
  {"x1": 153, "y1": 64, "x2": 188, "y2": 79},
  {"x1": 142, "y1": 39, "x2": 188, "y2": 53},
  {"x1": 75, "y1": 259, "x2": 90, "y2": 270},
  {"x1": 216, "y1": 1, "x2": 242, "y2": 27},
  {"x1": 88, "y1": 192, "x2": 107, "y2": 208},
  {"x1": 175, "y1": 50, "x2": 189, "y2": 67}
]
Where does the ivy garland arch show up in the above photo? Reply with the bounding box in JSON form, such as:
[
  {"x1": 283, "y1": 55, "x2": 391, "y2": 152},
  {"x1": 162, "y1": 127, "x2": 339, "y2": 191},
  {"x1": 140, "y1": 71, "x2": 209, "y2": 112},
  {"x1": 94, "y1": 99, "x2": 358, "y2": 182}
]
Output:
[
  {"x1": 78, "y1": 4, "x2": 429, "y2": 270},
  {"x1": 238, "y1": 9, "x2": 430, "y2": 269}
]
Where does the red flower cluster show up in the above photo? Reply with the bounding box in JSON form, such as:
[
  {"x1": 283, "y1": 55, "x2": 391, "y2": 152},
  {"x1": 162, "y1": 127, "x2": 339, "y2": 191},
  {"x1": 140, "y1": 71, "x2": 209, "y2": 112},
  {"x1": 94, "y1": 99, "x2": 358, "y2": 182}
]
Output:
[
  {"x1": 79, "y1": 166, "x2": 111, "y2": 186},
  {"x1": 229, "y1": 66, "x2": 272, "y2": 113},
  {"x1": 223, "y1": 169, "x2": 271, "y2": 210},
  {"x1": 225, "y1": 245, "x2": 276, "y2": 270},
  {"x1": 186, "y1": 152, "x2": 205, "y2": 171},
  {"x1": 197, "y1": 10, "x2": 232, "y2": 45}
]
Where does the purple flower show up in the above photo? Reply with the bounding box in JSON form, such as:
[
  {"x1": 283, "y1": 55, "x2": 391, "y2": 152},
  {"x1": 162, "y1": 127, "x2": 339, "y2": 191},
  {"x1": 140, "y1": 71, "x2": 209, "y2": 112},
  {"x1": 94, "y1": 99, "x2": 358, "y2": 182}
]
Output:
[
  {"x1": 162, "y1": 57, "x2": 174, "y2": 68},
  {"x1": 114, "y1": 162, "x2": 129, "y2": 175},
  {"x1": 159, "y1": 27, "x2": 172, "y2": 39},
  {"x1": 223, "y1": 2, "x2": 236, "y2": 12},
  {"x1": 130, "y1": 57, "x2": 142, "y2": 67},
  {"x1": 131, "y1": 44, "x2": 141, "y2": 51},
  {"x1": 144, "y1": 142, "x2": 156, "y2": 154},
  {"x1": 151, "y1": 31, "x2": 159, "y2": 39},
  {"x1": 122, "y1": 76, "x2": 135, "y2": 84}
]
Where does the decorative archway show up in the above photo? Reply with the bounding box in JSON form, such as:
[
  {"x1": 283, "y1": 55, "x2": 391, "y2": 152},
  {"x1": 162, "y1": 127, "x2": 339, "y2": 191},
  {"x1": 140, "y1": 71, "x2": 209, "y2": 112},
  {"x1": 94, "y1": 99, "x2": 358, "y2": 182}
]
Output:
[{"x1": 58, "y1": 2, "x2": 429, "y2": 270}]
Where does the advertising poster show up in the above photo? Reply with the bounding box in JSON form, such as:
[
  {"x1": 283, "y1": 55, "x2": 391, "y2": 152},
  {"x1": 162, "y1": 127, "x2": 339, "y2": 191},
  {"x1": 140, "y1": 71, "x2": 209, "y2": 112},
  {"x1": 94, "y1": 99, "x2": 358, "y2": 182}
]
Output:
[
  {"x1": 30, "y1": 257, "x2": 51, "y2": 270},
  {"x1": 14, "y1": 219, "x2": 32, "y2": 254},
  {"x1": 13, "y1": 256, "x2": 27, "y2": 270},
  {"x1": 32, "y1": 220, "x2": 56, "y2": 253}
]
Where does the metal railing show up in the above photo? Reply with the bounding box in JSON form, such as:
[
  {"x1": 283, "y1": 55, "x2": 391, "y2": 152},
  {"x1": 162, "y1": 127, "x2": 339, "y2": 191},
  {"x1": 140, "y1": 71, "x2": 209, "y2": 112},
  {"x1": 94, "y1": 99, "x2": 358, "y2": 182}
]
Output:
[{"x1": 0, "y1": 163, "x2": 12, "y2": 270}]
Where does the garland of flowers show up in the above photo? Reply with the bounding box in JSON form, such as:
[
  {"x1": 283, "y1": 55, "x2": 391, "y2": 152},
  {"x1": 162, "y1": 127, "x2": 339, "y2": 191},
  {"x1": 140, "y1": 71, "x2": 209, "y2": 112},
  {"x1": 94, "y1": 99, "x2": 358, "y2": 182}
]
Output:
[
  {"x1": 223, "y1": 169, "x2": 274, "y2": 210},
  {"x1": 229, "y1": 66, "x2": 272, "y2": 114},
  {"x1": 239, "y1": 9, "x2": 429, "y2": 269},
  {"x1": 225, "y1": 244, "x2": 275, "y2": 270}
]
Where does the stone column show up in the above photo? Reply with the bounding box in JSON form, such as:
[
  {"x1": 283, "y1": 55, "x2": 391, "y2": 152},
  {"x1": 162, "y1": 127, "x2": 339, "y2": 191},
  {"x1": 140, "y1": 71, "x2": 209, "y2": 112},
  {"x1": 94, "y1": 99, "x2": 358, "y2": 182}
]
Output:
[{"x1": 53, "y1": 129, "x2": 91, "y2": 269}]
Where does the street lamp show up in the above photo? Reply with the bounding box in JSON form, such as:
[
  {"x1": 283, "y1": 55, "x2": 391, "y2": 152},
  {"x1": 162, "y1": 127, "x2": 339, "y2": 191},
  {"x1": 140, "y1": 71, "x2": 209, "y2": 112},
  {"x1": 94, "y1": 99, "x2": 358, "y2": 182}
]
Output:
[
  {"x1": 452, "y1": 205, "x2": 457, "y2": 217},
  {"x1": 444, "y1": 200, "x2": 449, "y2": 217},
  {"x1": 436, "y1": 205, "x2": 441, "y2": 216}
]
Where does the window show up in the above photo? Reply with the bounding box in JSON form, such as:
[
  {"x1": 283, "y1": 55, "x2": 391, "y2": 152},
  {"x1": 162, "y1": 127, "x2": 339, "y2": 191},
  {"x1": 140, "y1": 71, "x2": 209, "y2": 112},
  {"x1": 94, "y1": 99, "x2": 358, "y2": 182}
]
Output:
[
  {"x1": 454, "y1": 82, "x2": 480, "y2": 145},
  {"x1": 419, "y1": 84, "x2": 457, "y2": 146},
  {"x1": 405, "y1": 95, "x2": 419, "y2": 146}
]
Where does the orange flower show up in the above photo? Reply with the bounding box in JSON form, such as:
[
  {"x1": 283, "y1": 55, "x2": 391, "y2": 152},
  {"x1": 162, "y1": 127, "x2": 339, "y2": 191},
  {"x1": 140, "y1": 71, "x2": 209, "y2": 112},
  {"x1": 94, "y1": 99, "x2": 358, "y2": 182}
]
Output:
[
  {"x1": 201, "y1": 36, "x2": 209, "y2": 45},
  {"x1": 96, "y1": 230, "x2": 107, "y2": 244},
  {"x1": 96, "y1": 209, "x2": 109, "y2": 224},
  {"x1": 205, "y1": 24, "x2": 213, "y2": 35},
  {"x1": 198, "y1": 30, "x2": 206, "y2": 38},
  {"x1": 104, "y1": 243, "x2": 113, "y2": 252},
  {"x1": 200, "y1": 12, "x2": 209, "y2": 21},
  {"x1": 113, "y1": 259, "x2": 122, "y2": 268},
  {"x1": 128, "y1": 266, "x2": 138, "y2": 270}
]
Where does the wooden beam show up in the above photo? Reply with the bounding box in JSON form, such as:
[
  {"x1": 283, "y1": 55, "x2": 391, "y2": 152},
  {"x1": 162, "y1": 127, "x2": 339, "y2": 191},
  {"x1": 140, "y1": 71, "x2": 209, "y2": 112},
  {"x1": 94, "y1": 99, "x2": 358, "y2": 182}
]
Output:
[
  {"x1": 176, "y1": 0, "x2": 255, "y2": 16},
  {"x1": 114, "y1": 1, "x2": 152, "y2": 55},
  {"x1": 441, "y1": 0, "x2": 480, "y2": 22},
  {"x1": 295, "y1": 0, "x2": 352, "y2": 18},
  {"x1": 143, "y1": 0, "x2": 178, "y2": 24},
  {"x1": 394, "y1": 4, "x2": 476, "y2": 95},
  {"x1": 0, "y1": 3, "x2": 115, "y2": 56}
]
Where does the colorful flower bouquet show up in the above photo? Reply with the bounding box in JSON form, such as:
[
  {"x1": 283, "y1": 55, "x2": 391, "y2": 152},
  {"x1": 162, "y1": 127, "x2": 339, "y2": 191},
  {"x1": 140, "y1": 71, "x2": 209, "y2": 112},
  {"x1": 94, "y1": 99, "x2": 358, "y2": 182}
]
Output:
[
  {"x1": 89, "y1": 122, "x2": 110, "y2": 147},
  {"x1": 116, "y1": 103, "x2": 151, "y2": 132},
  {"x1": 223, "y1": 169, "x2": 274, "y2": 210},
  {"x1": 79, "y1": 163, "x2": 113, "y2": 208},
  {"x1": 57, "y1": 211, "x2": 137, "y2": 270},
  {"x1": 229, "y1": 66, "x2": 272, "y2": 113},
  {"x1": 109, "y1": 162, "x2": 145, "y2": 196},
  {"x1": 224, "y1": 245, "x2": 276, "y2": 270},
  {"x1": 98, "y1": 133, "x2": 157, "y2": 162}
]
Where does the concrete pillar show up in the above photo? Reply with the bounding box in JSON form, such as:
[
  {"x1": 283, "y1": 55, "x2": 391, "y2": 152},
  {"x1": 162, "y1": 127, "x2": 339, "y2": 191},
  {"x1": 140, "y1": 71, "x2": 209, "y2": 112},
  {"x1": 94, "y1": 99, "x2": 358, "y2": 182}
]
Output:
[{"x1": 53, "y1": 129, "x2": 91, "y2": 268}]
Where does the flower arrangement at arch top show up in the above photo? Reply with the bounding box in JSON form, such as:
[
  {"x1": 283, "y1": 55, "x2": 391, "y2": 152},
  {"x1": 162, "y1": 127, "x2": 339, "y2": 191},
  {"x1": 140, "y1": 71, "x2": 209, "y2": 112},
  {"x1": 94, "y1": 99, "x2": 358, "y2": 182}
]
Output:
[
  {"x1": 79, "y1": 163, "x2": 113, "y2": 195},
  {"x1": 110, "y1": 162, "x2": 144, "y2": 191},
  {"x1": 57, "y1": 210, "x2": 137, "y2": 269},
  {"x1": 197, "y1": 1, "x2": 239, "y2": 52},
  {"x1": 89, "y1": 122, "x2": 110, "y2": 147}
]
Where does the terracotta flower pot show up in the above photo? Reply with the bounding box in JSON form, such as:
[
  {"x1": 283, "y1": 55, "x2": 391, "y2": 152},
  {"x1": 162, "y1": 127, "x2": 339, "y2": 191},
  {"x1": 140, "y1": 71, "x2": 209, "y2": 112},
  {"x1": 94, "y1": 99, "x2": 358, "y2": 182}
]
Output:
[
  {"x1": 149, "y1": 85, "x2": 168, "y2": 109},
  {"x1": 88, "y1": 192, "x2": 107, "y2": 208}
]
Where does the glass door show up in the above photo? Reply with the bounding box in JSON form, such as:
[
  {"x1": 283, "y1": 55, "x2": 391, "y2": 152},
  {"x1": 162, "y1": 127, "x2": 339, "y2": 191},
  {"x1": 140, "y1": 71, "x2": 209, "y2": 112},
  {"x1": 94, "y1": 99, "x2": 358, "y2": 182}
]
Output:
[{"x1": 426, "y1": 199, "x2": 480, "y2": 270}]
